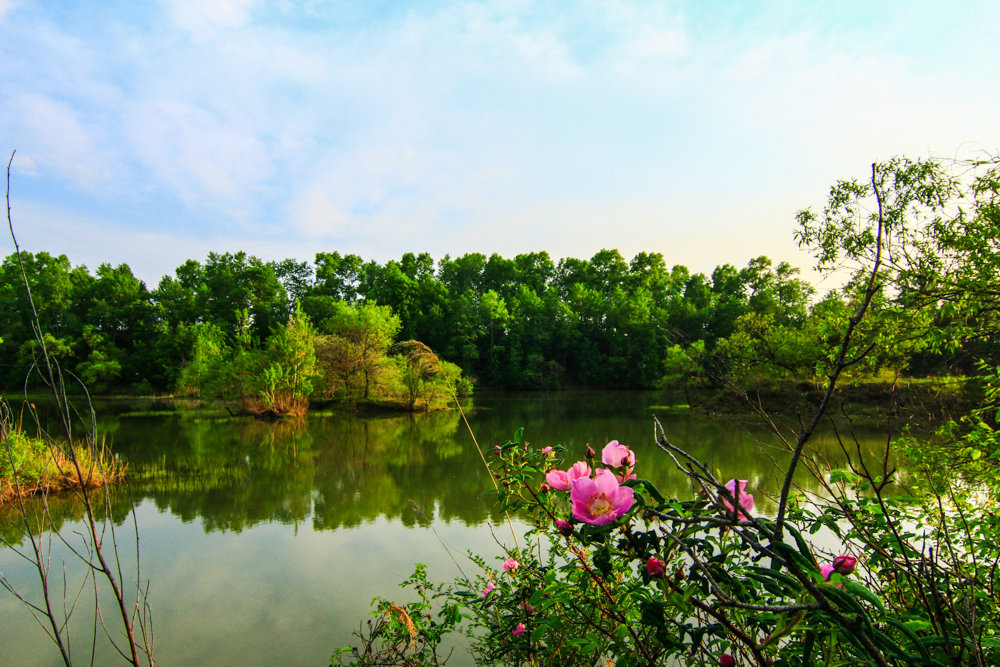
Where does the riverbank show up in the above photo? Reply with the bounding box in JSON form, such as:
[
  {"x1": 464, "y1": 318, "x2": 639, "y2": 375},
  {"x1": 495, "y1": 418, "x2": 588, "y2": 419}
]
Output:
[
  {"x1": 16, "y1": 375, "x2": 977, "y2": 424},
  {"x1": 670, "y1": 376, "x2": 977, "y2": 423}
]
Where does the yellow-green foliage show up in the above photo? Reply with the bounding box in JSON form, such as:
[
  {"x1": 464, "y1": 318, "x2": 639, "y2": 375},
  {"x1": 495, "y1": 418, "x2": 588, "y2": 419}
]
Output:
[{"x1": 1, "y1": 430, "x2": 122, "y2": 503}]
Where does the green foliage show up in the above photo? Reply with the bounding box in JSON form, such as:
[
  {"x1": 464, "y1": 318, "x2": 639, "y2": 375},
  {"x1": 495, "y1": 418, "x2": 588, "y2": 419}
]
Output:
[
  {"x1": 1, "y1": 419, "x2": 123, "y2": 501},
  {"x1": 257, "y1": 304, "x2": 318, "y2": 415},
  {"x1": 385, "y1": 341, "x2": 468, "y2": 411},
  {"x1": 2, "y1": 153, "x2": 996, "y2": 397},
  {"x1": 338, "y1": 422, "x2": 1000, "y2": 666},
  {"x1": 177, "y1": 307, "x2": 318, "y2": 417},
  {"x1": 175, "y1": 322, "x2": 229, "y2": 396},
  {"x1": 315, "y1": 301, "x2": 401, "y2": 401},
  {"x1": 796, "y1": 153, "x2": 1000, "y2": 374},
  {"x1": 335, "y1": 151, "x2": 1000, "y2": 666}
]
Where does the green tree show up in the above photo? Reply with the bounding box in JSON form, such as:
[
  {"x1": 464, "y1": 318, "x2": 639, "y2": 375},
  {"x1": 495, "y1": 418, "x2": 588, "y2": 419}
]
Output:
[
  {"x1": 796, "y1": 154, "x2": 1000, "y2": 373},
  {"x1": 316, "y1": 302, "x2": 401, "y2": 400},
  {"x1": 0, "y1": 251, "x2": 89, "y2": 385},
  {"x1": 387, "y1": 340, "x2": 465, "y2": 411},
  {"x1": 257, "y1": 304, "x2": 318, "y2": 416}
]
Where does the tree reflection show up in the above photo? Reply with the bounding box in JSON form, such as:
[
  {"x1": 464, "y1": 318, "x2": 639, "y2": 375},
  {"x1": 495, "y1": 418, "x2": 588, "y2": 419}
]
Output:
[{"x1": 81, "y1": 394, "x2": 893, "y2": 534}]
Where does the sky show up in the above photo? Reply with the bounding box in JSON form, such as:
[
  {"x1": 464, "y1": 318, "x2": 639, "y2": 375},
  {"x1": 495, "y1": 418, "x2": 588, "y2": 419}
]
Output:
[{"x1": 1, "y1": 0, "x2": 998, "y2": 288}]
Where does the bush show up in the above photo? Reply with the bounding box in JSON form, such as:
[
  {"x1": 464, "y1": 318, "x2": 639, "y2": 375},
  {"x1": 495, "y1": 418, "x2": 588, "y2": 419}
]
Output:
[{"x1": 336, "y1": 422, "x2": 1000, "y2": 666}]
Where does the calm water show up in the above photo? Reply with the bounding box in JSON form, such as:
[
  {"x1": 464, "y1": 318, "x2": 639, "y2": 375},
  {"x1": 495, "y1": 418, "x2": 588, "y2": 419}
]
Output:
[{"x1": 0, "y1": 391, "x2": 889, "y2": 666}]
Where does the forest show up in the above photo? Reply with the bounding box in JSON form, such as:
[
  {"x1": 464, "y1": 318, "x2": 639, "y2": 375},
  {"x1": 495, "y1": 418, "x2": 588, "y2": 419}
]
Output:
[
  {"x1": 0, "y1": 245, "x2": 978, "y2": 404},
  {"x1": 0, "y1": 155, "x2": 996, "y2": 415}
]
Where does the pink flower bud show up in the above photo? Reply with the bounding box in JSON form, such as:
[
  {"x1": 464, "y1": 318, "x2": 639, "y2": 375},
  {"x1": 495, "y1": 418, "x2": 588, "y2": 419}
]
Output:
[
  {"x1": 519, "y1": 601, "x2": 534, "y2": 613},
  {"x1": 502, "y1": 558, "x2": 520, "y2": 572},
  {"x1": 555, "y1": 519, "x2": 573, "y2": 537},
  {"x1": 539, "y1": 483, "x2": 551, "y2": 493},
  {"x1": 832, "y1": 555, "x2": 857, "y2": 575},
  {"x1": 482, "y1": 581, "x2": 496, "y2": 600},
  {"x1": 719, "y1": 654, "x2": 736, "y2": 667},
  {"x1": 541, "y1": 446, "x2": 553, "y2": 454},
  {"x1": 822, "y1": 554, "x2": 857, "y2": 582},
  {"x1": 585, "y1": 444, "x2": 595, "y2": 460},
  {"x1": 512, "y1": 622, "x2": 526, "y2": 636},
  {"x1": 646, "y1": 557, "x2": 666, "y2": 577}
]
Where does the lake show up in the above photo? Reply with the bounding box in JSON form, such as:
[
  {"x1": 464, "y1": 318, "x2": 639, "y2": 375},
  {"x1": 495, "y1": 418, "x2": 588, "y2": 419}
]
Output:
[{"x1": 0, "y1": 391, "x2": 889, "y2": 666}]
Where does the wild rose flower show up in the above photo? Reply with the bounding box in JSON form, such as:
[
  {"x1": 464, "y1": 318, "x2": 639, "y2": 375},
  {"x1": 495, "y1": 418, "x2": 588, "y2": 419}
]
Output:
[
  {"x1": 482, "y1": 581, "x2": 496, "y2": 600},
  {"x1": 832, "y1": 554, "x2": 857, "y2": 575},
  {"x1": 570, "y1": 469, "x2": 634, "y2": 526},
  {"x1": 822, "y1": 554, "x2": 857, "y2": 581},
  {"x1": 555, "y1": 519, "x2": 573, "y2": 536},
  {"x1": 545, "y1": 461, "x2": 592, "y2": 491},
  {"x1": 512, "y1": 622, "x2": 526, "y2": 636},
  {"x1": 646, "y1": 557, "x2": 666, "y2": 577},
  {"x1": 601, "y1": 440, "x2": 637, "y2": 480},
  {"x1": 722, "y1": 479, "x2": 754, "y2": 521},
  {"x1": 540, "y1": 446, "x2": 553, "y2": 454},
  {"x1": 502, "y1": 558, "x2": 519, "y2": 572}
]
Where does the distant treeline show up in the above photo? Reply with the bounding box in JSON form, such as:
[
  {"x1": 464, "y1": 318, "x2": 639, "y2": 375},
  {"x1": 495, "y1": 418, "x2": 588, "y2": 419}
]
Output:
[{"x1": 0, "y1": 247, "x2": 972, "y2": 396}]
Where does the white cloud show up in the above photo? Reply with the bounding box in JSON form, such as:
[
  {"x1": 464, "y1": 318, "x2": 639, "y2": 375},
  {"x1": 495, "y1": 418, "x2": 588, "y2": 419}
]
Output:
[
  {"x1": 0, "y1": 0, "x2": 16, "y2": 21},
  {"x1": 8, "y1": 93, "x2": 112, "y2": 186},
  {"x1": 123, "y1": 99, "x2": 274, "y2": 217},
  {"x1": 159, "y1": 0, "x2": 256, "y2": 39},
  {"x1": 2, "y1": 0, "x2": 999, "y2": 284},
  {"x1": 9, "y1": 153, "x2": 36, "y2": 177}
]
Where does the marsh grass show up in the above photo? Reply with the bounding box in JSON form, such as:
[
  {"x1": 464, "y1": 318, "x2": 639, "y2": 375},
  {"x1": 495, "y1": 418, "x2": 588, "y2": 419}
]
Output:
[{"x1": 1, "y1": 422, "x2": 124, "y2": 505}]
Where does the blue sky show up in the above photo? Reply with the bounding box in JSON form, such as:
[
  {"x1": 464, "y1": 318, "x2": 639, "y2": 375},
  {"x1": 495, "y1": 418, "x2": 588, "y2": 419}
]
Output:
[{"x1": 2, "y1": 0, "x2": 998, "y2": 287}]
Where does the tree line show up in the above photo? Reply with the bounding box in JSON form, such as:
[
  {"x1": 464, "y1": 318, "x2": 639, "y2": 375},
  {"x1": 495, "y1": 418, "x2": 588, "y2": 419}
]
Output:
[
  {"x1": 0, "y1": 248, "x2": 818, "y2": 394},
  {"x1": 2, "y1": 153, "x2": 996, "y2": 404}
]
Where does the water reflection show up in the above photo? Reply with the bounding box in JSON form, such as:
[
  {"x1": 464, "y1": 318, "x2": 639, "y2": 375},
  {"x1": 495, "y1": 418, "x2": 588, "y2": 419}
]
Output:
[
  {"x1": 1, "y1": 392, "x2": 894, "y2": 667},
  {"x1": 94, "y1": 391, "x2": 892, "y2": 531}
]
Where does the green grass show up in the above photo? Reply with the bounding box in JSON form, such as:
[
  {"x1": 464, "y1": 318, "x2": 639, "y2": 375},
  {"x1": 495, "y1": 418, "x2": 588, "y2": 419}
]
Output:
[{"x1": 1, "y1": 430, "x2": 123, "y2": 504}]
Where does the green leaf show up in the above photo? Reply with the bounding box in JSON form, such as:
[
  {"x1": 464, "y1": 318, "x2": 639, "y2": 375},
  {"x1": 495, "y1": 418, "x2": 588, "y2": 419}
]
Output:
[
  {"x1": 623, "y1": 478, "x2": 665, "y2": 504},
  {"x1": 786, "y1": 524, "x2": 817, "y2": 561},
  {"x1": 841, "y1": 579, "x2": 885, "y2": 612}
]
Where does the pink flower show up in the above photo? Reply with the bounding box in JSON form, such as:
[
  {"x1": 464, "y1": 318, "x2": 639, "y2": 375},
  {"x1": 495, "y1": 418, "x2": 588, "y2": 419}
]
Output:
[
  {"x1": 540, "y1": 446, "x2": 553, "y2": 454},
  {"x1": 722, "y1": 479, "x2": 754, "y2": 521},
  {"x1": 646, "y1": 557, "x2": 666, "y2": 577},
  {"x1": 832, "y1": 554, "x2": 857, "y2": 575},
  {"x1": 482, "y1": 581, "x2": 496, "y2": 599},
  {"x1": 519, "y1": 601, "x2": 534, "y2": 613},
  {"x1": 512, "y1": 622, "x2": 526, "y2": 636},
  {"x1": 601, "y1": 440, "x2": 637, "y2": 480},
  {"x1": 502, "y1": 558, "x2": 519, "y2": 572},
  {"x1": 570, "y1": 469, "x2": 635, "y2": 526},
  {"x1": 822, "y1": 554, "x2": 857, "y2": 581},
  {"x1": 555, "y1": 519, "x2": 573, "y2": 536},
  {"x1": 545, "y1": 461, "x2": 592, "y2": 491}
]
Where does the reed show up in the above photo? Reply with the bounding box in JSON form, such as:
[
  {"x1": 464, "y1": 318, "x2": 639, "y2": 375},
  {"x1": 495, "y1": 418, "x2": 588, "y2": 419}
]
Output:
[{"x1": 1, "y1": 418, "x2": 125, "y2": 504}]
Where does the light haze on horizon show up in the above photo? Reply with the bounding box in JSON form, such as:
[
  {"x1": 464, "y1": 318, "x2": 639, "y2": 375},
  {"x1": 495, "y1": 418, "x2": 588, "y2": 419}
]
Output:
[{"x1": 1, "y1": 0, "x2": 998, "y2": 288}]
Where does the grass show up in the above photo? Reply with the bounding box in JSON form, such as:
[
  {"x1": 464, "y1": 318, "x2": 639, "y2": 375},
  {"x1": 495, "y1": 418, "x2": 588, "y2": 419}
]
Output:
[{"x1": 0, "y1": 427, "x2": 124, "y2": 505}]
